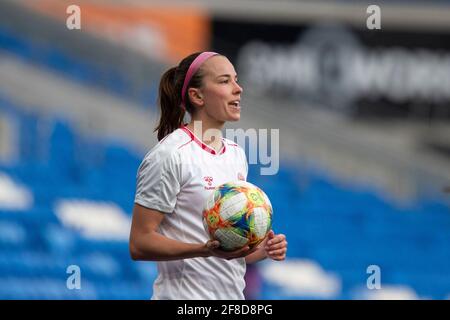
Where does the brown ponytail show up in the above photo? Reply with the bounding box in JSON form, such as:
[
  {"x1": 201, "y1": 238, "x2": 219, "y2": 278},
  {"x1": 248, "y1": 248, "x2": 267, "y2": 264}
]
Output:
[
  {"x1": 154, "y1": 67, "x2": 185, "y2": 141},
  {"x1": 154, "y1": 52, "x2": 220, "y2": 141}
]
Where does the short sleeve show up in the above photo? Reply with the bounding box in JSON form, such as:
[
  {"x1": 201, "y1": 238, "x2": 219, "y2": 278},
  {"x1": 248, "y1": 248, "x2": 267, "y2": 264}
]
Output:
[
  {"x1": 134, "y1": 150, "x2": 181, "y2": 214},
  {"x1": 240, "y1": 147, "x2": 249, "y2": 180}
]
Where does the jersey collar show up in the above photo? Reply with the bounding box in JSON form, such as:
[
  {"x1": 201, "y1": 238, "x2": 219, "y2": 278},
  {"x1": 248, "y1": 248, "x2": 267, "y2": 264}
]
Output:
[{"x1": 180, "y1": 125, "x2": 226, "y2": 155}]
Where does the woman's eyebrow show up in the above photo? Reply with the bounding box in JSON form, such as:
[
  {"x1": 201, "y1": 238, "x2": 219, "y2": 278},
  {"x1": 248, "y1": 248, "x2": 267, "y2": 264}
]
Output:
[{"x1": 216, "y1": 74, "x2": 238, "y2": 79}]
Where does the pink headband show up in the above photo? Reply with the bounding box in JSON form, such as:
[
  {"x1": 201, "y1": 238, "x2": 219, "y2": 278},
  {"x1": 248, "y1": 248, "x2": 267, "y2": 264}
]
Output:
[{"x1": 181, "y1": 51, "x2": 218, "y2": 109}]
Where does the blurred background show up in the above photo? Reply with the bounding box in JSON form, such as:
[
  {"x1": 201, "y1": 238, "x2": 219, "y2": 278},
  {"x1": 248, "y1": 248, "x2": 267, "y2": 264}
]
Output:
[{"x1": 0, "y1": 0, "x2": 449, "y2": 300}]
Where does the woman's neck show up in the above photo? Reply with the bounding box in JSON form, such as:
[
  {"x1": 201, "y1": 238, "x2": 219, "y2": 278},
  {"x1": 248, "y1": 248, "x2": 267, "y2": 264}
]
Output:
[{"x1": 186, "y1": 118, "x2": 224, "y2": 152}]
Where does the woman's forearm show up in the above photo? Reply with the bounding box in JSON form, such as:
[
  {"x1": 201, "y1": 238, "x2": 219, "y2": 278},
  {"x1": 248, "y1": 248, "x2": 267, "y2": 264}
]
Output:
[
  {"x1": 130, "y1": 231, "x2": 210, "y2": 261},
  {"x1": 245, "y1": 246, "x2": 267, "y2": 264}
]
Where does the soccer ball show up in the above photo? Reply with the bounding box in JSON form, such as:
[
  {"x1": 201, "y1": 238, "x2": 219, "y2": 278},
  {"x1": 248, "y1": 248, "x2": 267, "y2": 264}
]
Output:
[{"x1": 202, "y1": 181, "x2": 273, "y2": 251}]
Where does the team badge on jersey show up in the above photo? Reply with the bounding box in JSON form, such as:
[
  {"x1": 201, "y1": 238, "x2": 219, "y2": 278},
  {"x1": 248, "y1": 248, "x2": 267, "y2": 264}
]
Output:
[{"x1": 238, "y1": 172, "x2": 245, "y2": 181}]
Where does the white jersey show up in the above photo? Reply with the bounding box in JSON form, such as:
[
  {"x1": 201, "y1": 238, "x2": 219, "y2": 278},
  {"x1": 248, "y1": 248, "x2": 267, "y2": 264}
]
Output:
[{"x1": 134, "y1": 126, "x2": 249, "y2": 300}]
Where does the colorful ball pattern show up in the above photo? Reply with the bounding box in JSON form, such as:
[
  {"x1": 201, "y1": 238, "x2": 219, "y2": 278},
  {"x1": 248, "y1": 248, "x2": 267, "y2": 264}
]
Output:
[{"x1": 202, "y1": 181, "x2": 273, "y2": 251}]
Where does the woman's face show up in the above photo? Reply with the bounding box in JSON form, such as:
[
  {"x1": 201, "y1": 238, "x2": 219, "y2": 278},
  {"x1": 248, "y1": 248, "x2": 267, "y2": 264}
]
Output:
[{"x1": 194, "y1": 55, "x2": 243, "y2": 123}]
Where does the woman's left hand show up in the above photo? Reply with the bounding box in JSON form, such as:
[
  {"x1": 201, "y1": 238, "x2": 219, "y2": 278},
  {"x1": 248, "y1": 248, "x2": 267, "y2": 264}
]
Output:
[{"x1": 264, "y1": 230, "x2": 287, "y2": 261}]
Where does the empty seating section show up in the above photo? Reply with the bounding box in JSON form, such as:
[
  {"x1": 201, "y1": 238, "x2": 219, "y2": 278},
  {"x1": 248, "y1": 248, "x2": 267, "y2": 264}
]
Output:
[
  {"x1": 0, "y1": 98, "x2": 449, "y2": 299},
  {"x1": 0, "y1": 22, "x2": 448, "y2": 300}
]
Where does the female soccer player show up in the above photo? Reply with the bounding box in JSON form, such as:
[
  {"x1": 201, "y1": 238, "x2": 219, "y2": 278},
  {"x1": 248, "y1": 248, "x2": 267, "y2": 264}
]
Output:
[{"x1": 129, "y1": 52, "x2": 287, "y2": 300}]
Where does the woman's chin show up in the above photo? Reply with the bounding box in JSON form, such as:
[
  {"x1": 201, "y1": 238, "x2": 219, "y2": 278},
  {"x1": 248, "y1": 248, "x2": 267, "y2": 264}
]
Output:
[
  {"x1": 226, "y1": 105, "x2": 241, "y2": 122},
  {"x1": 227, "y1": 114, "x2": 241, "y2": 122}
]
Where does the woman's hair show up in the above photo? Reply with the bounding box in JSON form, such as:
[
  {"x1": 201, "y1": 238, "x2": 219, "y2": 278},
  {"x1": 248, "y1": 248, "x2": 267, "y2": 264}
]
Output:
[{"x1": 155, "y1": 52, "x2": 217, "y2": 141}]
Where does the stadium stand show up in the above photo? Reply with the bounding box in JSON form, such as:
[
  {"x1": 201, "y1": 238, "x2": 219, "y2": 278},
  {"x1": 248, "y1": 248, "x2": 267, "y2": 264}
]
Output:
[{"x1": 0, "y1": 0, "x2": 449, "y2": 300}]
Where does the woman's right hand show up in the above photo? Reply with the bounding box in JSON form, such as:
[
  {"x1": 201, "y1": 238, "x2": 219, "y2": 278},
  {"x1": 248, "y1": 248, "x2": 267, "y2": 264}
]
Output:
[{"x1": 205, "y1": 240, "x2": 257, "y2": 260}]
